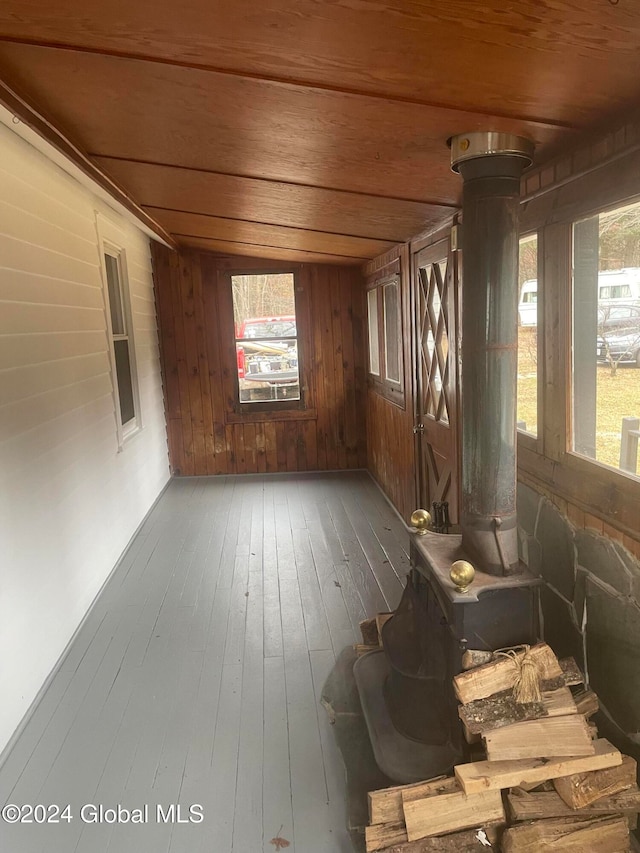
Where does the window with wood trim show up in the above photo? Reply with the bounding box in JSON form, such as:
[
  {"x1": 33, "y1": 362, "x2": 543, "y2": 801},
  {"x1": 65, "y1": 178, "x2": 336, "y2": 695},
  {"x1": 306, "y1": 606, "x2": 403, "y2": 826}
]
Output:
[
  {"x1": 517, "y1": 233, "x2": 539, "y2": 438},
  {"x1": 517, "y1": 149, "x2": 640, "y2": 538},
  {"x1": 367, "y1": 273, "x2": 404, "y2": 405},
  {"x1": 571, "y1": 202, "x2": 640, "y2": 479},
  {"x1": 367, "y1": 288, "x2": 380, "y2": 376},
  {"x1": 231, "y1": 271, "x2": 305, "y2": 411},
  {"x1": 99, "y1": 224, "x2": 140, "y2": 447}
]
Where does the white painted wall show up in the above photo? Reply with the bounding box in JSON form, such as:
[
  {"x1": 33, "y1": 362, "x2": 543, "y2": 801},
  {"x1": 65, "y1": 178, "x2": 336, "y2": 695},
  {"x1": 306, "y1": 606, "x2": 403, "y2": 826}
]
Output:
[{"x1": 0, "y1": 123, "x2": 170, "y2": 753}]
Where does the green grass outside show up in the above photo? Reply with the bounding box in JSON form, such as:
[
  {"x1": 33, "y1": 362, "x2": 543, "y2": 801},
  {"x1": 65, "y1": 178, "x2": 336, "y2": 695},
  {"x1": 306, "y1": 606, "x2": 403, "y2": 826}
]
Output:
[{"x1": 517, "y1": 327, "x2": 640, "y2": 472}]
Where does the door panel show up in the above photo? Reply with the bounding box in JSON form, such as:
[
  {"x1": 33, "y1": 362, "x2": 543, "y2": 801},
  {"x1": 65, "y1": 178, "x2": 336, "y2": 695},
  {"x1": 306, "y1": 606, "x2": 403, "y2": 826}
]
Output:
[{"x1": 414, "y1": 236, "x2": 461, "y2": 524}]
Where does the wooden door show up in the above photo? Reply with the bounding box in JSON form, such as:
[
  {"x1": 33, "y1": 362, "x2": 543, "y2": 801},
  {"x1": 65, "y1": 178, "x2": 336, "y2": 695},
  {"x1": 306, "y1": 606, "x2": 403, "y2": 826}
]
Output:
[{"x1": 414, "y1": 236, "x2": 461, "y2": 524}]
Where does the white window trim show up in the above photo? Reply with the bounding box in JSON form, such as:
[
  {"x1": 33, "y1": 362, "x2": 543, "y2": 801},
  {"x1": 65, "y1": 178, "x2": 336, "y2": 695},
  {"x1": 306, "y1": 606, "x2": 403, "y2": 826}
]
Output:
[{"x1": 96, "y1": 214, "x2": 142, "y2": 449}]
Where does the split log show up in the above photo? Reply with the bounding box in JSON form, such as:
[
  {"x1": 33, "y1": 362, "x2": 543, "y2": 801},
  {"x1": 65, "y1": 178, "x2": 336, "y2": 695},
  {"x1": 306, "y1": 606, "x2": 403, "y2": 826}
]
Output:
[
  {"x1": 453, "y1": 644, "x2": 562, "y2": 705},
  {"x1": 459, "y1": 687, "x2": 577, "y2": 737},
  {"x1": 483, "y1": 715, "x2": 594, "y2": 761},
  {"x1": 455, "y1": 738, "x2": 621, "y2": 794},
  {"x1": 461, "y1": 650, "x2": 494, "y2": 671},
  {"x1": 508, "y1": 784, "x2": 640, "y2": 821},
  {"x1": 461, "y1": 724, "x2": 481, "y2": 745},
  {"x1": 501, "y1": 815, "x2": 629, "y2": 852},
  {"x1": 559, "y1": 657, "x2": 584, "y2": 686},
  {"x1": 538, "y1": 658, "x2": 585, "y2": 692},
  {"x1": 360, "y1": 617, "x2": 380, "y2": 646},
  {"x1": 366, "y1": 821, "x2": 407, "y2": 852},
  {"x1": 554, "y1": 754, "x2": 637, "y2": 808},
  {"x1": 574, "y1": 688, "x2": 599, "y2": 719},
  {"x1": 402, "y1": 788, "x2": 504, "y2": 842},
  {"x1": 368, "y1": 776, "x2": 458, "y2": 825},
  {"x1": 544, "y1": 687, "x2": 580, "y2": 717},
  {"x1": 518, "y1": 780, "x2": 555, "y2": 793},
  {"x1": 376, "y1": 821, "x2": 503, "y2": 852}
]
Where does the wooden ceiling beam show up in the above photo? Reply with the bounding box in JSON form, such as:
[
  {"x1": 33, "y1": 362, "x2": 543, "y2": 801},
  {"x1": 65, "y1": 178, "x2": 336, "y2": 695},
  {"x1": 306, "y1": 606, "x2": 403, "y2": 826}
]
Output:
[
  {"x1": 0, "y1": 77, "x2": 175, "y2": 247},
  {"x1": 148, "y1": 208, "x2": 394, "y2": 259},
  {"x1": 97, "y1": 155, "x2": 459, "y2": 211},
  {"x1": 93, "y1": 158, "x2": 456, "y2": 243},
  {"x1": 173, "y1": 232, "x2": 362, "y2": 259},
  {"x1": 0, "y1": 0, "x2": 638, "y2": 127},
  {"x1": 144, "y1": 205, "x2": 402, "y2": 245},
  {"x1": 0, "y1": 44, "x2": 566, "y2": 203},
  {"x1": 0, "y1": 35, "x2": 578, "y2": 131},
  {"x1": 175, "y1": 235, "x2": 365, "y2": 266}
]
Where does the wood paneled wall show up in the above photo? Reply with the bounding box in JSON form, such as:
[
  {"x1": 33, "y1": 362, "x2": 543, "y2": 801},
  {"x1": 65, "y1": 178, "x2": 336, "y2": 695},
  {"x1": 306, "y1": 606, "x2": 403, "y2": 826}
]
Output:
[
  {"x1": 364, "y1": 244, "x2": 416, "y2": 523},
  {"x1": 152, "y1": 245, "x2": 367, "y2": 475}
]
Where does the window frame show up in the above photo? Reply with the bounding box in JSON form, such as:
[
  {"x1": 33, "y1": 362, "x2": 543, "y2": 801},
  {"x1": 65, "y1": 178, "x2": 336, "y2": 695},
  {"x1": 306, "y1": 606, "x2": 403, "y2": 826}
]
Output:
[
  {"x1": 516, "y1": 230, "x2": 542, "y2": 449},
  {"x1": 517, "y1": 160, "x2": 640, "y2": 538},
  {"x1": 367, "y1": 287, "x2": 381, "y2": 377},
  {"x1": 225, "y1": 267, "x2": 313, "y2": 419},
  {"x1": 382, "y1": 279, "x2": 402, "y2": 384},
  {"x1": 97, "y1": 216, "x2": 141, "y2": 449},
  {"x1": 366, "y1": 271, "x2": 405, "y2": 406},
  {"x1": 568, "y1": 204, "x2": 640, "y2": 477}
]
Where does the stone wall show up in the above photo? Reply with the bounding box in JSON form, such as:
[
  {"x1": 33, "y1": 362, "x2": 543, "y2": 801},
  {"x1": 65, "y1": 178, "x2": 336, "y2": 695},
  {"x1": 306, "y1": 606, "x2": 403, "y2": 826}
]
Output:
[{"x1": 518, "y1": 482, "x2": 640, "y2": 758}]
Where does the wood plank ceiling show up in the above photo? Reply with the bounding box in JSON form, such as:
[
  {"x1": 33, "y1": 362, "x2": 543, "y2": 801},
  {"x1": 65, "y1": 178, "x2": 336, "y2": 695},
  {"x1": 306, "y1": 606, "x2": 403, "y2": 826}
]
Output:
[{"x1": 1, "y1": 1, "x2": 639, "y2": 263}]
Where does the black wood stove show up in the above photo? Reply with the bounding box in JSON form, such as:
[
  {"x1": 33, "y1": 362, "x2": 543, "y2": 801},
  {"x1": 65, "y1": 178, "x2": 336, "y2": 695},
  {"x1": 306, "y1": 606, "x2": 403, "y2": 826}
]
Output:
[{"x1": 354, "y1": 132, "x2": 543, "y2": 782}]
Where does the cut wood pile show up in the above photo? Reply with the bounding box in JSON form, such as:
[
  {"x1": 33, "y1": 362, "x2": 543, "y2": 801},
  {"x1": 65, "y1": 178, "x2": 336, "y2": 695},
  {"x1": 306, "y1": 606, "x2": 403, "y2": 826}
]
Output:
[{"x1": 364, "y1": 642, "x2": 640, "y2": 851}]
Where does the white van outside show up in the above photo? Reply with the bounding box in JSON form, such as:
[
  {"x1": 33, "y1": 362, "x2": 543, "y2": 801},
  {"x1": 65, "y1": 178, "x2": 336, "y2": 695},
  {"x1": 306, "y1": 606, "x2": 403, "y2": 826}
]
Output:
[
  {"x1": 518, "y1": 279, "x2": 538, "y2": 326},
  {"x1": 596, "y1": 268, "x2": 640, "y2": 302},
  {"x1": 518, "y1": 268, "x2": 640, "y2": 326}
]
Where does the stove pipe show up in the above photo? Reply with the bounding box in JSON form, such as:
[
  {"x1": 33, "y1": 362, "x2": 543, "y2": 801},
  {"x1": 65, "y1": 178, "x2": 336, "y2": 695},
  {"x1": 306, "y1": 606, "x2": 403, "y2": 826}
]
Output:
[{"x1": 451, "y1": 132, "x2": 534, "y2": 576}]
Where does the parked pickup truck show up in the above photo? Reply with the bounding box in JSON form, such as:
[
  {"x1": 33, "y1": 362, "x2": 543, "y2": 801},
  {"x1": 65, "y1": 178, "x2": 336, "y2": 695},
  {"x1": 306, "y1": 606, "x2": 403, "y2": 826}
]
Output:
[{"x1": 235, "y1": 316, "x2": 300, "y2": 401}]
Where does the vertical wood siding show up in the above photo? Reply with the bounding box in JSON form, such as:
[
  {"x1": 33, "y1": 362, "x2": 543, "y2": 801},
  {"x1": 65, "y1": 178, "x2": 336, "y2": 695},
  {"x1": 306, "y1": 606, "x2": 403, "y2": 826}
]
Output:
[
  {"x1": 152, "y1": 246, "x2": 367, "y2": 475},
  {"x1": 364, "y1": 244, "x2": 416, "y2": 523},
  {"x1": 0, "y1": 124, "x2": 170, "y2": 754}
]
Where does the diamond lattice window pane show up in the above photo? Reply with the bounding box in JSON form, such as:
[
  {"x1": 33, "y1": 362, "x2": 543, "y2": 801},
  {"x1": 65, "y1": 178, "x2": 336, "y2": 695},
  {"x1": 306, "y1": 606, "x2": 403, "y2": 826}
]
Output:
[
  {"x1": 440, "y1": 328, "x2": 449, "y2": 362},
  {"x1": 430, "y1": 278, "x2": 442, "y2": 322},
  {"x1": 431, "y1": 362, "x2": 442, "y2": 412},
  {"x1": 425, "y1": 327, "x2": 435, "y2": 358}
]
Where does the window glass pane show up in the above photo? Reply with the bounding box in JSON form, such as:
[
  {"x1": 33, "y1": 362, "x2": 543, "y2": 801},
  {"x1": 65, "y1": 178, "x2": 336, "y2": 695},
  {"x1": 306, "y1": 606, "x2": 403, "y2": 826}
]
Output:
[
  {"x1": 231, "y1": 273, "x2": 299, "y2": 403},
  {"x1": 114, "y1": 339, "x2": 135, "y2": 425},
  {"x1": 368, "y1": 289, "x2": 380, "y2": 375},
  {"x1": 235, "y1": 340, "x2": 299, "y2": 402},
  {"x1": 105, "y1": 253, "x2": 125, "y2": 335},
  {"x1": 572, "y1": 200, "x2": 640, "y2": 477},
  {"x1": 517, "y1": 234, "x2": 538, "y2": 437},
  {"x1": 383, "y1": 282, "x2": 401, "y2": 382},
  {"x1": 231, "y1": 273, "x2": 296, "y2": 338}
]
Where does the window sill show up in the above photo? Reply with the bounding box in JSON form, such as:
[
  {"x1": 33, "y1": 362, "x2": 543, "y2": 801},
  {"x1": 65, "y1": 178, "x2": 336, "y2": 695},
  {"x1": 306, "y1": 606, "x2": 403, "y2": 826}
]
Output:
[
  {"x1": 117, "y1": 421, "x2": 143, "y2": 451},
  {"x1": 518, "y1": 443, "x2": 640, "y2": 540},
  {"x1": 225, "y1": 408, "x2": 318, "y2": 424},
  {"x1": 517, "y1": 429, "x2": 539, "y2": 453},
  {"x1": 367, "y1": 378, "x2": 406, "y2": 410}
]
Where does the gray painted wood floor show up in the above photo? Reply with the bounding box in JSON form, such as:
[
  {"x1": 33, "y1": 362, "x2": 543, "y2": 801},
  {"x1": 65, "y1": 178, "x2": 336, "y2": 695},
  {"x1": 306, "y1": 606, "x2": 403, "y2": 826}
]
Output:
[{"x1": 0, "y1": 471, "x2": 410, "y2": 853}]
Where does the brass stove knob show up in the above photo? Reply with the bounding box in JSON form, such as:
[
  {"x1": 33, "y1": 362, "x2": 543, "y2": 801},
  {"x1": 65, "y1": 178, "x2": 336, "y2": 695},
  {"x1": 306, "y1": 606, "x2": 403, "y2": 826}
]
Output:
[
  {"x1": 450, "y1": 560, "x2": 475, "y2": 593},
  {"x1": 410, "y1": 508, "x2": 432, "y2": 535}
]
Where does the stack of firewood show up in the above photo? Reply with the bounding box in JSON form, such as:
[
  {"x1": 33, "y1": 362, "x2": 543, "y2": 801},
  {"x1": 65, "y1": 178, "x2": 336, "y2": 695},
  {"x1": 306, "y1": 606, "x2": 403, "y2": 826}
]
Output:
[{"x1": 364, "y1": 642, "x2": 640, "y2": 852}]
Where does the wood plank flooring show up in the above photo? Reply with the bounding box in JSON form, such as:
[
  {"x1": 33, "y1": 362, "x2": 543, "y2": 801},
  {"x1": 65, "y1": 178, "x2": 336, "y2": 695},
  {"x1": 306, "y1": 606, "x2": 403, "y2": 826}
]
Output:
[{"x1": 0, "y1": 471, "x2": 409, "y2": 853}]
